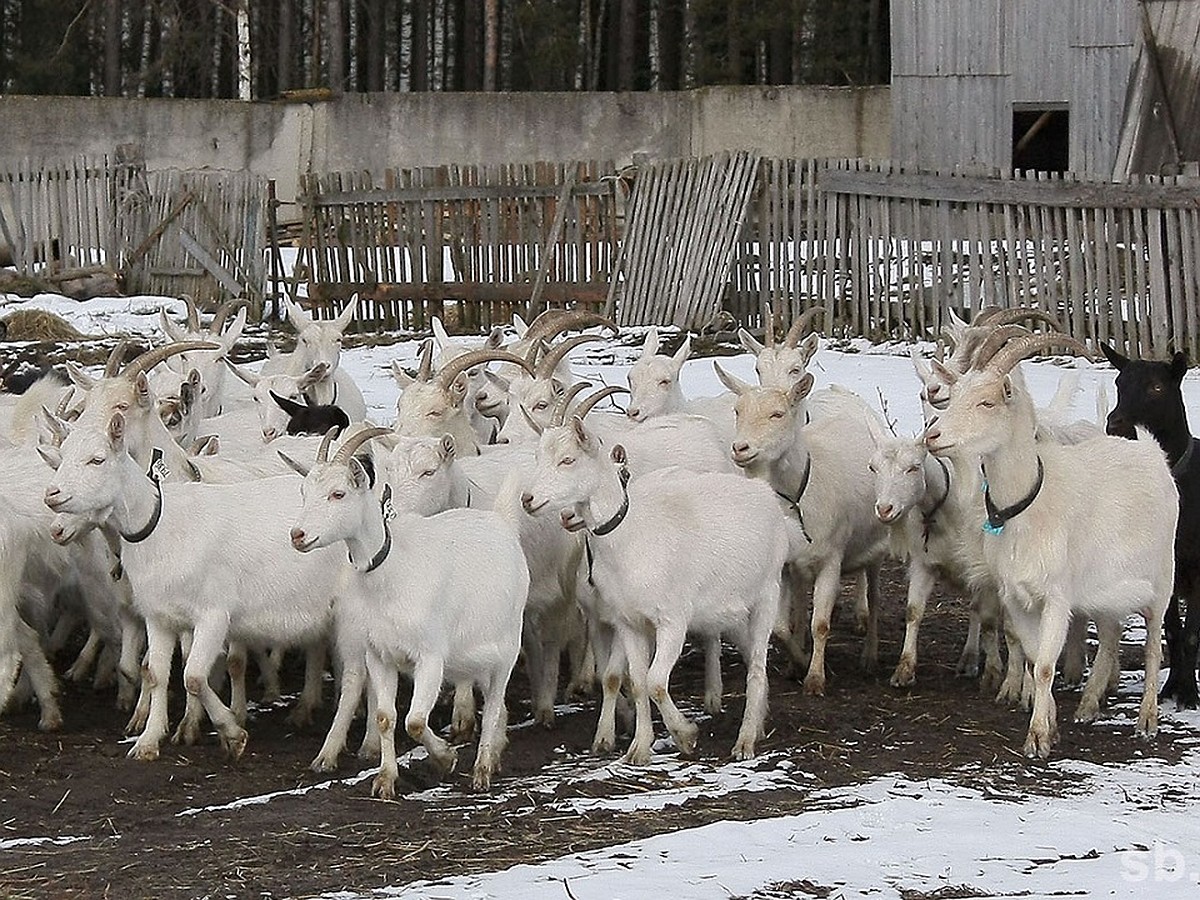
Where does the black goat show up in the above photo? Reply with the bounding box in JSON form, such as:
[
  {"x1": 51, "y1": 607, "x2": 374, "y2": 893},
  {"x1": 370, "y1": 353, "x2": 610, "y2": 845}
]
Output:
[
  {"x1": 270, "y1": 390, "x2": 350, "y2": 438},
  {"x1": 1103, "y1": 343, "x2": 1200, "y2": 707}
]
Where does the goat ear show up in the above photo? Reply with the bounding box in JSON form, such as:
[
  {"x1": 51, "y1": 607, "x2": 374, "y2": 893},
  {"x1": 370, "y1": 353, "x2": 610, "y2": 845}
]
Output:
[
  {"x1": 226, "y1": 359, "x2": 259, "y2": 387},
  {"x1": 1002, "y1": 375, "x2": 1015, "y2": 400},
  {"x1": 432, "y1": 316, "x2": 451, "y2": 348},
  {"x1": 160, "y1": 307, "x2": 188, "y2": 342},
  {"x1": 484, "y1": 325, "x2": 505, "y2": 350},
  {"x1": 107, "y1": 412, "x2": 127, "y2": 448},
  {"x1": 134, "y1": 372, "x2": 153, "y2": 408},
  {"x1": 799, "y1": 333, "x2": 819, "y2": 366},
  {"x1": 484, "y1": 370, "x2": 510, "y2": 392},
  {"x1": 642, "y1": 328, "x2": 659, "y2": 356},
  {"x1": 271, "y1": 390, "x2": 304, "y2": 415},
  {"x1": 611, "y1": 443, "x2": 626, "y2": 466},
  {"x1": 221, "y1": 307, "x2": 248, "y2": 349},
  {"x1": 909, "y1": 348, "x2": 932, "y2": 380},
  {"x1": 276, "y1": 450, "x2": 310, "y2": 478},
  {"x1": 931, "y1": 360, "x2": 959, "y2": 386},
  {"x1": 570, "y1": 415, "x2": 594, "y2": 451},
  {"x1": 738, "y1": 328, "x2": 765, "y2": 356},
  {"x1": 65, "y1": 360, "x2": 95, "y2": 390},
  {"x1": 187, "y1": 368, "x2": 201, "y2": 388},
  {"x1": 1171, "y1": 351, "x2": 1189, "y2": 381},
  {"x1": 1099, "y1": 342, "x2": 1128, "y2": 371},
  {"x1": 512, "y1": 313, "x2": 530, "y2": 338},
  {"x1": 284, "y1": 297, "x2": 314, "y2": 331},
  {"x1": 713, "y1": 361, "x2": 750, "y2": 396},
  {"x1": 190, "y1": 434, "x2": 219, "y2": 456},
  {"x1": 348, "y1": 456, "x2": 371, "y2": 490},
  {"x1": 673, "y1": 334, "x2": 692, "y2": 365},
  {"x1": 439, "y1": 433, "x2": 456, "y2": 461},
  {"x1": 788, "y1": 373, "x2": 814, "y2": 406},
  {"x1": 447, "y1": 373, "x2": 468, "y2": 404},
  {"x1": 333, "y1": 294, "x2": 358, "y2": 331},
  {"x1": 550, "y1": 378, "x2": 566, "y2": 397},
  {"x1": 37, "y1": 444, "x2": 62, "y2": 470},
  {"x1": 391, "y1": 360, "x2": 414, "y2": 388}
]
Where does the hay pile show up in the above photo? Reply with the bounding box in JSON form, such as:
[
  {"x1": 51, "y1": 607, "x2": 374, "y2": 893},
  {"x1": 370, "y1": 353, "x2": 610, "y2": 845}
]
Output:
[{"x1": 0, "y1": 309, "x2": 87, "y2": 342}]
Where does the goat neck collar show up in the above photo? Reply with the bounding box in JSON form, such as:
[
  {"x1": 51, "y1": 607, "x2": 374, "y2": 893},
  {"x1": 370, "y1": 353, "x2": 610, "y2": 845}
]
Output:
[
  {"x1": 122, "y1": 448, "x2": 168, "y2": 544},
  {"x1": 590, "y1": 464, "x2": 631, "y2": 537},
  {"x1": 358, "y1": 483, "x2": 394, "y2": 574},
  {"x1": 776, "y1": 452, "x2": 813, "y2": 543},
  {"x1": 982, "y1": 456, "x2": 1044, "y2": 535},
  {"x1": 921, "y1": 457, "x2": 951, "y2": 549},
  {"x1": 1171, "y1": 437, "x2": 1196, "y2": 476}
]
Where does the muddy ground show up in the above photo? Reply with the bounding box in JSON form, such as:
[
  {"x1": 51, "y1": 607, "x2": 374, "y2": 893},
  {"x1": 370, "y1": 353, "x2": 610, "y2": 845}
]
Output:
[{"x1": 0, "y1": 564, "x2": 1183, "y2": 900}]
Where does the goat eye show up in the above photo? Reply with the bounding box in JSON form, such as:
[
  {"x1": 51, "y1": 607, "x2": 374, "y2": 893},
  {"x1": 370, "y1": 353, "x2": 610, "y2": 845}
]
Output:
[
  {"x1": 906, "y1": 465, "x2": 920, "y2": 474},
  {"x1": 559, "y1": 457, "x2": 575, "y2": 467},
  {"x1": 88, "y1": 456, "x2": 105, "y2": 466},
  {"x1": 789, "y1": 367, "x2": 801, "y2": 376},
  {"x1": 329, "y1": 490, "x2": 345, "y2": 501},
  {"x1": 769, "y1": 411, "x2": 784, "y2": 419},
  {"x1": 116, "y1": 402, "x2": 129, "y2": 411},
  {"x1": 533, "y1": 402, "x2": 548, "y2": 411},
  {"x1": 979, "y1": 400, "x2": 995, "y2": 409},
  {"x1": 1152, "y1": 383, "x2": 1164, "y2": 393},
  {"x1": 867, "y1": 464, "x2": 876, "y2": 473},
  {"x1": 420, "y1": 469, "x2": 436, "y2": 478},
  {"x1": 426, "y1": 410, "x2": 442, "y2": 418},
  {"x1": 658, "y1": 379, "x2": 671, "y2": 387}
]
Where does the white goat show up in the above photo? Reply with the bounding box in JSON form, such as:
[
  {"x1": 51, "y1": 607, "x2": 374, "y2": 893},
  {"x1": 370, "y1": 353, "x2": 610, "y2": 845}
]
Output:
[
  {"x1": 522, "y1": 415, "x2": 789, "y2": 764},
  {"x1": 285, "y1": 428, "x2": 529, "y2": 795},
  {"x1": 716, "y1": 363, "x2": 890, "y2": 695},
  {"x1": 266, "y1": 294, "x2": 364, "y2": 412},
  {"x1": 225, "y1": 359, "x2": 362, "y2": 443},
  {"x1": 924, "y1": 331, "x2": 1175, "y2": 757},
  {"x1": 156, "y1": 297, "x2": 249, "y2": 417},
  {"x1": 44, "y1": 411, "x2": 344, "y2": 761}
]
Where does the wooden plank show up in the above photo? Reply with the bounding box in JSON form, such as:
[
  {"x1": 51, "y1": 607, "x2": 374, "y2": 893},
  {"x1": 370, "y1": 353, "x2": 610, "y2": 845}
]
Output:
[{"x1": 820, "y1": 168, "x2": 1200, "y2": 209}]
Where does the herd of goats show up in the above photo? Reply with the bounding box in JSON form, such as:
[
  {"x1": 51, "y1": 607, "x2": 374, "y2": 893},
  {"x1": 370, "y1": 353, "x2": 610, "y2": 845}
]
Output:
[{"x1": 1, "y1": 294, "x2": 1198, "y2": 798}]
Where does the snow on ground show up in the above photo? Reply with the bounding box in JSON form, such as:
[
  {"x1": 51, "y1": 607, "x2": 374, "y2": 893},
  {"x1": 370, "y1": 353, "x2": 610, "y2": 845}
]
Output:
[{"x1": 5, "y1": 290, "x2": 1200, "y2": 898}]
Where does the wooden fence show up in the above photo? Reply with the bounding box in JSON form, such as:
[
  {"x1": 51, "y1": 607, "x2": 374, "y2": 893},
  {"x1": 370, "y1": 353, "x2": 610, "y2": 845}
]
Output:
[
  {"x1": 0, "y1": 153, "x2": 268, "y2": 310},
  {"x1": 730, "y1": 159, "x2": 1200, "y2": 358},
  {"x1": 118, "y1": 168, "x2": 269, "y2": 309},
  {"x1": 0, "y1": 154, "x2": 137, "y2": 273},
  {"x1": 296, "y1": 160, "x2": 620, "y2": 331}
]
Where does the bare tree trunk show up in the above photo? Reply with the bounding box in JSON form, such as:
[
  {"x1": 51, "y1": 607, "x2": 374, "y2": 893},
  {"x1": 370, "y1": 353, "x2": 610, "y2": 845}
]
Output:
[
  {"x1": 276, "y1": 0, "x2": 293, "y2": 92},
  {"x1": 461, "y1": 0, "x2": 482, "y2": 90},
  {"x1": 791, "y1": 0, "x2": 807, "y2": 83},
  {"x1": 617, "y1": 0, "x2": 636, "y2": 90},
  {"x1": 727, "y1": 0, "x2": 742, "y2": 84},
  {"x1": 103, "y1": 0, "x2": 122, "y2": 95},
  {"x1": 413, "y1": 0, "x2": 430, "y2": 91},
  {"x1": 364, "y1": 0, "x2": 383, "y2": 91},
  {"x1": 768, "y1": 6, "x2": 791, "y2": 84},
  {"x1": 656, "y1": 0, "x2": 682, "y2": 91},
  {"x1": 327, "y1": 0, "x2": 345, "y2": 93},
  {"x1": 483, "y1": 0, "x2": 498, "y2": 91}
]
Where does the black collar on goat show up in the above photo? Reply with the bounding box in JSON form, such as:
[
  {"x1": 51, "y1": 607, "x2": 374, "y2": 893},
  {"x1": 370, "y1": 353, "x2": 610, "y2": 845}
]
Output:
[
  {"x1": 271, "y1": 390, "x2": 351, "y2": 438},
  {"x1": 1103, "y1": 342, "x2": 1200, "y2": 709}
]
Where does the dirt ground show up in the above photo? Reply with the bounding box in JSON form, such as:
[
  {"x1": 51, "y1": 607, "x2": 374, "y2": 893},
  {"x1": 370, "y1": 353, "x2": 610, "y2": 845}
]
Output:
[{"x1": 0, "y1": 564, "x2": 1184, "y2": 900}]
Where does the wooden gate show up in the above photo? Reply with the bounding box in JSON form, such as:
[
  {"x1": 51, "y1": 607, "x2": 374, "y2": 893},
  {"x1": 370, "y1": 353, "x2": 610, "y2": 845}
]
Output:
[{"x1": 297, "y1": 160, "x2": 620, "y2": 331}]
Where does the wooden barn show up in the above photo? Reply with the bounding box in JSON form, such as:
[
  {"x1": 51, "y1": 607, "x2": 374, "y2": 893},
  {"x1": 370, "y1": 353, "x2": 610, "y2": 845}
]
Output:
[{"x1": 890, "y1": 0, "x2": 1200, "y2": 178}]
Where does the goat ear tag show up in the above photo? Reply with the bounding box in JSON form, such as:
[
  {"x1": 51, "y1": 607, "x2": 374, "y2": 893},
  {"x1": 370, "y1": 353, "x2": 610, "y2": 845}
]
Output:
[
  {"x1": 148, "y1": 448, "x2": 170, "y2": 483},
  {"x1": 982, "y1": 519, "x2": 1004, "y2": 536},
  {"x1": 382, "y1": 495, "x2": 397, "y2": 522}
]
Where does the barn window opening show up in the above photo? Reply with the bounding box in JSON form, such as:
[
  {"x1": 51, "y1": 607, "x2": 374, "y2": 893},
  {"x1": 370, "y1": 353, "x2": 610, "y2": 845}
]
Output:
[{"x1": 1012, "y1": 107, "x2": 1070, "y2": 173}]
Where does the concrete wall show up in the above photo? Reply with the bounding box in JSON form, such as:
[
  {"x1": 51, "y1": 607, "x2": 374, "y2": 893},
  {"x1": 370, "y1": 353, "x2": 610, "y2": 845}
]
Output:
[{"x1": 0, "y1": 86, "x2": 890, "y2": 206}]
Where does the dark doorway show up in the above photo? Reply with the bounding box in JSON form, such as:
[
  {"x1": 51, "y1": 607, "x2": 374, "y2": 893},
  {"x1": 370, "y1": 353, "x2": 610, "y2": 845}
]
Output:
[{"x1": 1012, "y1": 108, "x2": 1070, "y2": 172}]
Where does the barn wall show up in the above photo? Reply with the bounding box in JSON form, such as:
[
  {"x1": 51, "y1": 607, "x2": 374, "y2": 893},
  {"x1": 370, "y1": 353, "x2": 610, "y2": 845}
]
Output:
[{"x1": 891, "y1": 0, "x2": 1141, "y2": 176}]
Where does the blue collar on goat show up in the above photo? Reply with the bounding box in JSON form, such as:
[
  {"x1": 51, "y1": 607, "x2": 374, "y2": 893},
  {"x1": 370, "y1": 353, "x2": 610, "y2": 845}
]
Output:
[{"x1": 982, "y1": 456, "x2": 1044, "y2": 535}]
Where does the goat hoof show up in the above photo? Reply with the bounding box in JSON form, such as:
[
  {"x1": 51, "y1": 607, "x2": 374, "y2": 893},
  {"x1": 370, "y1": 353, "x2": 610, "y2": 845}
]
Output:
[
  {"x1": 221, "y1": 728, "x2": 248, "y2": 760},
  {"x1": 128, "y1": 741, "x2": 160, "y2": 762},
  {"x1": 471, "y1": 763, "x2": 497, "y2": 791},
  {"x1": 622, "y1": 744, "x2": 652, "y2": 766},
  {"x1": 1073, "y1": 701, "x2": 1100, "y2": 724},
  {"x1": 310, "y1": 754, "x2": 339, "y2": 774},
  {"x1": 673, "y1": 723, "x2": 699, "y2": 756},
  {"x1": 38, "y1": 708, "x2": 63, "y2": 732},
  {"x1": 1022, "y1": 732, "x2": 1052, "y2": 759},
  {"x1": 532, "y1": 707, "x2": 555, "y2": 729},
  {"x1": 591, "y1": 735, "x2": 616, "y2": 755},
  {"x1": 889, "y1": 666, "x2": 916, "y2": 689},
  {"x1": 431, "y1": 748, "x2": 458, "y2": 777},
  {"x1": 731, "y1": 737, "x2": 757, "y2": 761},
  {"x1": 286, "y1": 706, "x2": 315, "y2": 729},
  {"x1": 802, "y1": 674, "x2": 826, "y2": 697},
  {"x1": 371, "y1": 772, "x2": 397, "y2": 800},
  {"x1": 703, "y1": 695, "x2": 723, "y2": 716}
]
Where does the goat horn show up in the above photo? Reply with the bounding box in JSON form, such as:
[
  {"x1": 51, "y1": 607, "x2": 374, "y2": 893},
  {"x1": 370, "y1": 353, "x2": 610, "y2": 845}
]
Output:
[
  {"x1": 934, "y1": 340, "x2": 946, "y2": 363},
  {"x1": 122, "y1": 341, "x2": 219, "y2": 380},
  {"x1": 784, "y1": 306, "x2": 827, "y2": 348},
  {"x1": 573, "y1": 385, "x2": 630, "y2": 420},
  {"x1": 968, "y1": 325, "x2": 1033, "y2": 371},
  {"x1": 969, "y1": 305, "x2": 1007, "y2": 325},
  {"x1": 316, "y1": 426, "x2": 339, "y2": 463},
  {"x1": 210, "y1": 298, "x2": 246, "y2": 335},
  {"x1": 523, "y1": 309, "x2": 618, "y2": 346},
  {"x1": 103, "y1": 339, "x2": 131, "y2": 378},
  {"x1": 976, "y1": 307, "x2": 1065, "y2": 332},
  {"x1": 761, "y1": 304, "x2": 775, "y2": 349},
  {"x1": 331, "y1": 426, "x2": 394, "y2": 466},
  {"x1": 987, "y1": 332, "x2": 1092, "y2": 375},
  {"x1": 437, "y1": 349, "x2": 534, "y2": 392},
  {"x1": 416, "y1": 339, "x2": 434, "y2": 382},
  {"x1": 536, "y1": 334, "x2": 604, "y2": 380},
  {"x1": 551, "y1": 380, "x2": 594, "y2": 427},
  {"x1": 55, "y1": 388, "x2": 73, "y2": 419},
  {"x1": 181, "y1": 295, "x2": 201, "y2": 333}
]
